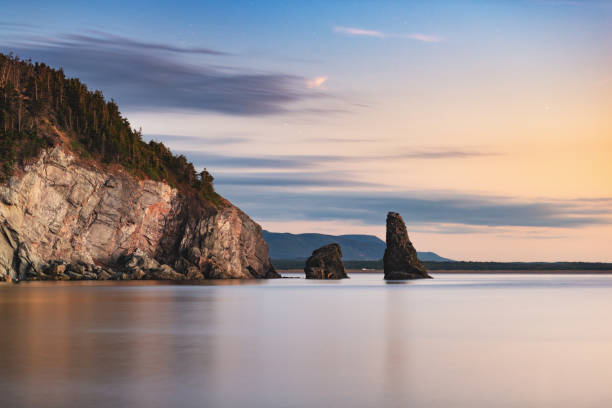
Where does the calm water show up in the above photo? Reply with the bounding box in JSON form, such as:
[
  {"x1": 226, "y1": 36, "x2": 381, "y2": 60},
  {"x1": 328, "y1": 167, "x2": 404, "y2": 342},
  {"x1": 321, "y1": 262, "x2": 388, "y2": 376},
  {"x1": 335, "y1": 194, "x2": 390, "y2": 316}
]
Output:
[{"x1": 2, "y1": 273, "x2": 612, "y2": 408}]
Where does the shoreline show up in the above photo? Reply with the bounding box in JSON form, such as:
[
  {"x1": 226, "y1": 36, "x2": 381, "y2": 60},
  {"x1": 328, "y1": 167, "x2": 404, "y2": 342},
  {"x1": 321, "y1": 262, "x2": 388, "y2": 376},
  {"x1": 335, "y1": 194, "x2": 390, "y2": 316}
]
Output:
[{"x1": 280, "y1": 269, "x2": 612, "y2": 275}]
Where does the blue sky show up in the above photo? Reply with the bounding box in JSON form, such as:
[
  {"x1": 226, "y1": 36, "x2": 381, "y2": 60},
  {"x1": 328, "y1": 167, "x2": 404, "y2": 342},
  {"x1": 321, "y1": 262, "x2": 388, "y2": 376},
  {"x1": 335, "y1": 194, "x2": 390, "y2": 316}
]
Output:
[{"x1": 2, "y1": 0, "x2": 611, "y2": 260}]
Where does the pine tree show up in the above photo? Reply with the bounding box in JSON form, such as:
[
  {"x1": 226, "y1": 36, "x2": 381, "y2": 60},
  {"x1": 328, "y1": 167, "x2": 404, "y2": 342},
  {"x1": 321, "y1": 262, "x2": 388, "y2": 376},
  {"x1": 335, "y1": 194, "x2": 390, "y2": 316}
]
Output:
[{"x1": 0, "y1": 53, "x2": 221, "y2": 206}]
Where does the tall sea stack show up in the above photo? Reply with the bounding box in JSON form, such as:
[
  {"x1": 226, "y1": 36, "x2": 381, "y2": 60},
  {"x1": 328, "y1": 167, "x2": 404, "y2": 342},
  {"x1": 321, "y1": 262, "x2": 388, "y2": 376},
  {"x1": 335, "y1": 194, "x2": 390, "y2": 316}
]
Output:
[{"x1": 383, "y1": 212, "x2": 431, "y2": 280}]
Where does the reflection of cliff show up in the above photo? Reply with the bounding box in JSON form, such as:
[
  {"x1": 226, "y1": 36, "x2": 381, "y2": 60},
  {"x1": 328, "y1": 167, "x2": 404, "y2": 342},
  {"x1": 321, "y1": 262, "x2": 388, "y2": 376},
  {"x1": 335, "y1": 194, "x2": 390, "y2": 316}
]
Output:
[
  {"x1": 0, "y1": 282, "x2": 220, "y2": 406},
  {"x1": 383, "y1": 282, "x2": 420, "y2": 406}
]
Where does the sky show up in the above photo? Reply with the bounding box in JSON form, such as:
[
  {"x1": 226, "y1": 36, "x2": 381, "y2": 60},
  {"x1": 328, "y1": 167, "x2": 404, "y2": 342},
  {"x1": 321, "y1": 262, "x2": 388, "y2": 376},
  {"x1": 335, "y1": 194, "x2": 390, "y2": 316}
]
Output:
[{"x1": 1, "y1": 0, "x2": 611, "y2": 261}]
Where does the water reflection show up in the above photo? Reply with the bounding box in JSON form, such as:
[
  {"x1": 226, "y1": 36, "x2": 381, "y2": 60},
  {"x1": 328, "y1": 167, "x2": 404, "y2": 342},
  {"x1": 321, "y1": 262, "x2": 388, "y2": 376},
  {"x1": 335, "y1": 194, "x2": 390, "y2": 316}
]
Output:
[
  {"x1": 2, "y1": 275, "x2": 612, "y2": 407},
  {"x1": 383, "y1": 285, "x2": 413, "y2": 407}
]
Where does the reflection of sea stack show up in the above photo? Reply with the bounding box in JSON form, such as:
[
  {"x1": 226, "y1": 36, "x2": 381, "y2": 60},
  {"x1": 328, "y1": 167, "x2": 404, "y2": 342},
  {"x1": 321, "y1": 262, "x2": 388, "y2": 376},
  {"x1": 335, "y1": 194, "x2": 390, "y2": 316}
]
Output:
[
  {"x1": 304, "y1": 243, "x2": 348, "y2": 279},
  {"x1": 383, "y1": 212, "x2": 431, "y2": 280}
]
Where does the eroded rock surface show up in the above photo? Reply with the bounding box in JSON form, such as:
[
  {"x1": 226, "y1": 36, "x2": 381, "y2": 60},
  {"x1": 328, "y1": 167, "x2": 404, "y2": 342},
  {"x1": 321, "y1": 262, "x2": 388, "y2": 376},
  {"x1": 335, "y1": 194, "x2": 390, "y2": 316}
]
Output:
[
  {"x1": 383, "y1": 212, "x2": 431, "y2": 280},
  {"x1": 304, "y1": 243, "x2": 348, "y2": 279},
  {"x1": 0, "y1": 146, "x2": 279, "y2": 281}
]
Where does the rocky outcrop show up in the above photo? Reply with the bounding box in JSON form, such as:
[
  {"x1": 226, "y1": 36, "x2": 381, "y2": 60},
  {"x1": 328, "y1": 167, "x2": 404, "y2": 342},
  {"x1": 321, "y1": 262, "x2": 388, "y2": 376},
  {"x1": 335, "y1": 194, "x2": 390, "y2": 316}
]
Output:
[
  {"x1": 304, "y1": 243, "x2": 348, "y2": 279},
  {"x1": 0, "y1": 145, "x2": 279, "y2": 281},
  {"x1": 383, "y1": 212, "x2": 431, "y2": 280}
]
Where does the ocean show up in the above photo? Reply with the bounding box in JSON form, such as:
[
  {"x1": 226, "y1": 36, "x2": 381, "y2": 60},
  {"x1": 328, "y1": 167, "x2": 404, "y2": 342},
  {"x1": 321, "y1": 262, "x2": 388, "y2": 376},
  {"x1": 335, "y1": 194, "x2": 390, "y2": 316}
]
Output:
[{"x1": 1, "y1": 273, "x2": 612, "y2": 407}]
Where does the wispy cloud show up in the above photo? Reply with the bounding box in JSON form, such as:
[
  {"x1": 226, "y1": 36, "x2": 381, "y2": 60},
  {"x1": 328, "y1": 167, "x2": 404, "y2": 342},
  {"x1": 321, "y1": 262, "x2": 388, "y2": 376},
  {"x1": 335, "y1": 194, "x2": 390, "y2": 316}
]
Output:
[
  {"x1": 394, "y1": 149, "x2": 497, "y2": 159},
  {"x1": 216, "y1": 188, "x2": 612, "y2": 229},
  {"x1": 143, "y1": 134, "x2": 249, "y2": 146},
  {"x1": 64, "y1": 31, "x2": 228, "y2": 55},
  {"x1": 333, "y1": 26, "x2": 442, "y2": 42},
  {"x1": 175, "y1": 149, "x2": 496, "y2": 170},
  {"x1": 215, "y1": 172, "x2": 377, "y2": 188},
  {"x1": 176, "y1": 151, "x2": 345, "y2": 170},
  {"x1": 0, "y1": 21, "x2": 34, "y2": 28},
  {"x1": 307, "y1": 76, "x2": 328, "y2": 89},
  {"x1": 333, "y1": 26, "x2": 385, "y2": 38},
  {"x1": 1, "y1": 31, "x2": 332, "y2": 116},
  {"x1": 300, "y1": 136, "x2": 380, "y2": 143},
  {"x1": 402, "y1": 33, "x2": 442, "y2": 43}
]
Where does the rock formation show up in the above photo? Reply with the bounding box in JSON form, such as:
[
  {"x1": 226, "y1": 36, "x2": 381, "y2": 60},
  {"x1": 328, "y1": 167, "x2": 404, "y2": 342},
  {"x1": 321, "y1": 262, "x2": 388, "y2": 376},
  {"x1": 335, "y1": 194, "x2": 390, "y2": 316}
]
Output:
[
  {"x1": 304, "y1": 243, "x2": 348, "y2": 279},
  {"x1": 383, "y1": 212, "x2": 431, "y2": 280},
  {"x1": 0, "y1": 146, "x2": 279, "y2": 281}
]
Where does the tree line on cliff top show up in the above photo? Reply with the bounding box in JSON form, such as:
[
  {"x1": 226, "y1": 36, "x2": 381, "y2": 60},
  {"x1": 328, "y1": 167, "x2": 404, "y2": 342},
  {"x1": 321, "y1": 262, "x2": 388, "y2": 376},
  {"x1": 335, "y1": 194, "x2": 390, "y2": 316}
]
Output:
[{"x1": 0, "y1": 53, "x2": 220, "y2": 204}]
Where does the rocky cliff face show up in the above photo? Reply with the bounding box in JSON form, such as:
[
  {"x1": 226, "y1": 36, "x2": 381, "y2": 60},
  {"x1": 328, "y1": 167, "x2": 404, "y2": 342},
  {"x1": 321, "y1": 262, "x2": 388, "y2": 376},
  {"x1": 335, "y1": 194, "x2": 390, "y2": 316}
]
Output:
[
  {"x1": 383, "y1": 212, "x2": 431, "y2": 280},
  {"x1": 0, "y1": 145, "x2": 278, "y2": 281}
]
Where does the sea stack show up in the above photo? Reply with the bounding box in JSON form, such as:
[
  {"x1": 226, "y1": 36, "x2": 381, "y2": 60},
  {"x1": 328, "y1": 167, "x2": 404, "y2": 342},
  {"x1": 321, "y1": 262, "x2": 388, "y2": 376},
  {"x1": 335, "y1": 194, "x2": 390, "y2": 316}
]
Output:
[
  {"x1": 304, "y1": 243, "x2": 348, "y2": 279},
  {"x1": 383, "y1": 212, "x2": 431, "y2": 280}
]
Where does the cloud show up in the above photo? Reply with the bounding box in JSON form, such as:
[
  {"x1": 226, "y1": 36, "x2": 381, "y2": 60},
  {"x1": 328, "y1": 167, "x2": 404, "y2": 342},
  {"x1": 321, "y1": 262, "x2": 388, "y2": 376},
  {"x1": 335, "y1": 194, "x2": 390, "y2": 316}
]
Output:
[
  {"x1": 300, "y1": 136, "x2": 380, "y2": 143},
  {"x1": 333, "y1": 26, "x2": 385, "y2": 38},
  {"x1": 307, "y1": 76, "x2": 328, "y2": 89},
  {"x1": 1, "y1": 31, "x2": 326, "y2": 116},
  {"x1": 394, "y1": 150, "x2": 497, "y2": 159},
  {"x1": 215, "y1": 188, "x2": 612, "y2": 229},
  {"x1": 175, "y1": 151, "x2": 346, "y2": 169},
  {"x1": 177, "y1": 149, "x2": 496, "y2": 170},
  {"x1": 0, "y1": 21, "x2": 33, "y2": 28},
  {"x1": 215, "y1": 172, "x2": 377, "y2": 188},
  {"x1": 143, "y1": 134, "x2": 248, "y2": 146},
  {"x1": 402, "y1": 33, "x2": 442, "y2": 43},
  {"x1": 333, "y1": 26, "x2": 442, "y2": 42},
  {"x1": 63, "y1": 31, "x2": 228, "y2": 55},
  {"x1": 175, "y1": 149, "x2": 608, "y2": 230}
]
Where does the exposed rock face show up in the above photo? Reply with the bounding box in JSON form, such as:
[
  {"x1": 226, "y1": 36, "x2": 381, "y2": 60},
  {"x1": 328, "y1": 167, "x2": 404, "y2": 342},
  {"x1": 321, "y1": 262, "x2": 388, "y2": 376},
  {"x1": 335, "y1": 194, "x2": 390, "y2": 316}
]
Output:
[
  {"x1": 0, "y1": 146, "x2": 279, "y2": 281},
  {"x1": 304, "y1": 243, "x2": 348, "y2": 279},
  {"x1": 383, "y1": 212, "x2": 431, "y2": 280}
]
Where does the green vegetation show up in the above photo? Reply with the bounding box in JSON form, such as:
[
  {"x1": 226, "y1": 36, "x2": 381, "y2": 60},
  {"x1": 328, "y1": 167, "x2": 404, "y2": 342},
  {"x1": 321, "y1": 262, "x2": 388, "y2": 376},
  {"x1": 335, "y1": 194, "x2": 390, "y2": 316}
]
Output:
[
  {"x1": 271, "y1": 259, "x2": 612, "y2": 271},
  {"x1": 0, "y1": 128, "x2": 54, "y2": 182},
  {"x1": 0, "y1": 53, "x2": 222, "y2": 205}
]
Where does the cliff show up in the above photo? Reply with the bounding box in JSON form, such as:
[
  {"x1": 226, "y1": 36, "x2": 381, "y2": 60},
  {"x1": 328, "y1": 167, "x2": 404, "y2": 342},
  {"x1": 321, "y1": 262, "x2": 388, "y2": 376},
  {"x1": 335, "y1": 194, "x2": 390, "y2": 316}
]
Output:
[
  {"x1": 0, "y1": 54, "x2": 278, "y2": 281},
  {"x1": 0, "y1": 144, "x2": 278, "y2": 281}
]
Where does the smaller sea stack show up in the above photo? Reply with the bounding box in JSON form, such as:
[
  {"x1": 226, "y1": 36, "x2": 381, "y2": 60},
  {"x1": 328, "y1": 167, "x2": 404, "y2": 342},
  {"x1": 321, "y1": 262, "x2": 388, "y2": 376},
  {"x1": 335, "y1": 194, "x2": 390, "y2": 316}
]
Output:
[
  {"x1": 304, "y1": 243, "x2": 348, "y2": 279},
  {"x1": 383, "y1": 212, "x2": 431, "y2": 280}
]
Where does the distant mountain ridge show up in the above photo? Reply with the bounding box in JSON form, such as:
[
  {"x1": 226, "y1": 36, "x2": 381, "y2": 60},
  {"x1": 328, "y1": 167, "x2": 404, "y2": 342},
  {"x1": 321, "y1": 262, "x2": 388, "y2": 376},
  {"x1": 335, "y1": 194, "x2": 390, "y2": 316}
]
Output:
[{"x1": 262, "y1": 231, "x2": 453, "y2": 261}]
